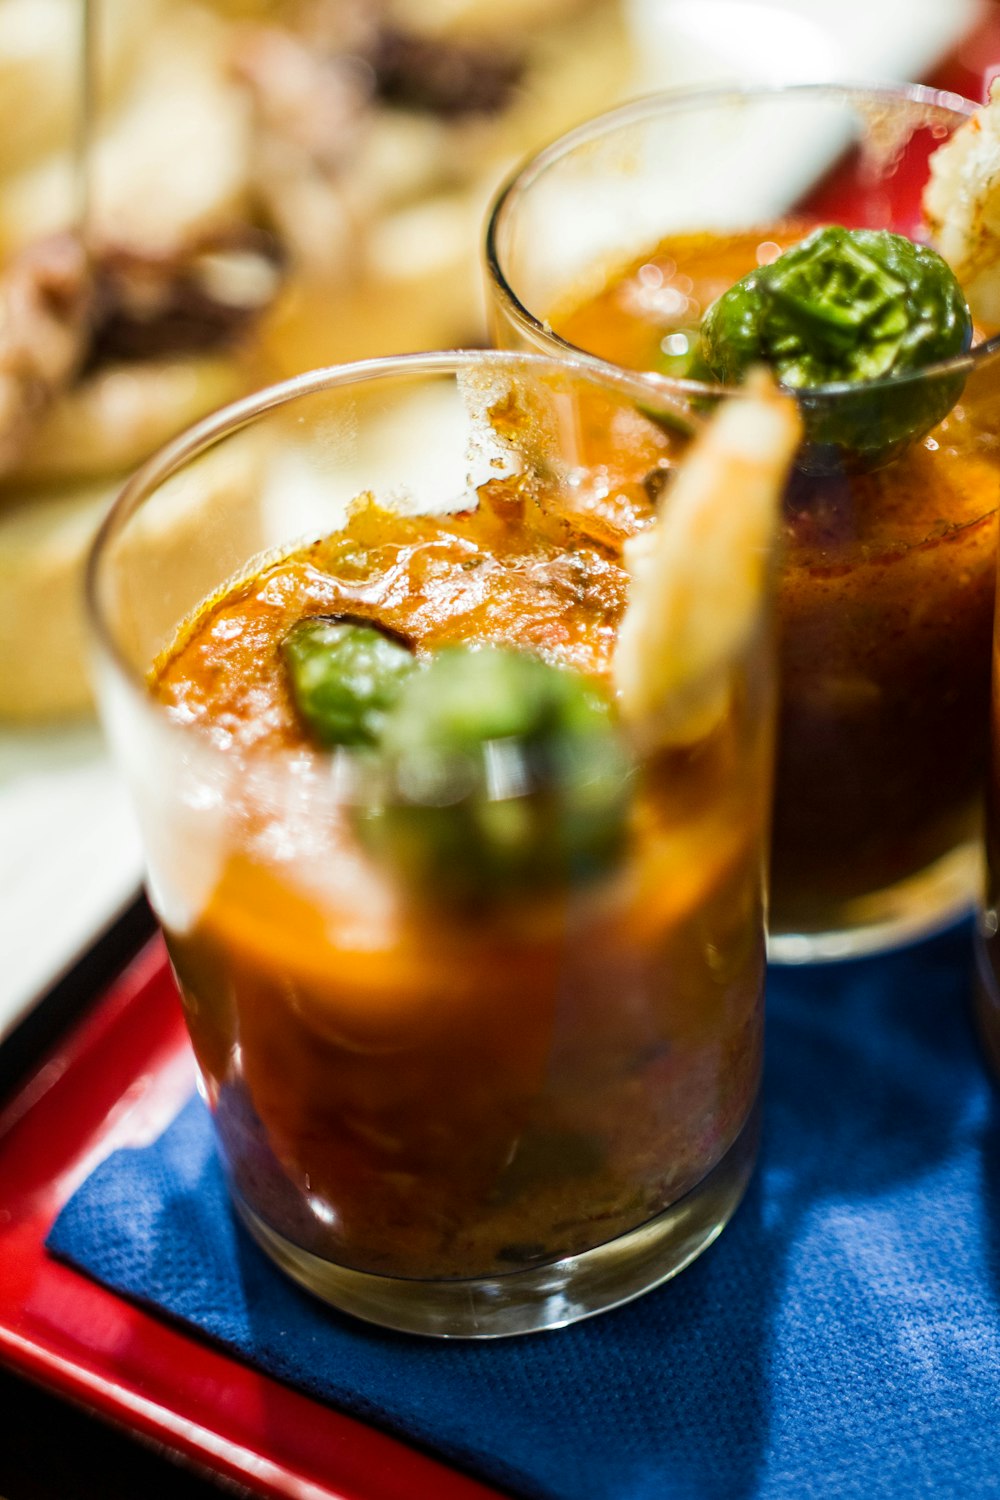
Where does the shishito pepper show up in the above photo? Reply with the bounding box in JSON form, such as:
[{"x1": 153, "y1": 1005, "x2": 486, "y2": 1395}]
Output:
[
  {"x1": 282, "y1": 616, "x2": 416, "y2": 747},
  {"x1": 283, "y1": 625, "x2": 631, "y2": 906},
  {"x1": 700, "y1": 225, "x2": 972, "y2": 467},
  {"x1": 357, "y1": 645, "x2": 631, "y2": 906}
]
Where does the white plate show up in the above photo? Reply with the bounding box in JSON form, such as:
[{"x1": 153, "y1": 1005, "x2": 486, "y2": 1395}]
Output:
[{"x1": 626, "y1": 0, "x2": 984, "y2": 90}]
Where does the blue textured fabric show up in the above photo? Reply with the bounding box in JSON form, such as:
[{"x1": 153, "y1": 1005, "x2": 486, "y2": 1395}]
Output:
[{"x1": 48, "y1": 923, "x2": 1000, "y2": 1499}]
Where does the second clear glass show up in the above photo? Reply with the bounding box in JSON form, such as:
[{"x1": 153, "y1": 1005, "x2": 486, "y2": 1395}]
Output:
[
  {"x1": 87, "y1": 350, "x2": 777, "y2": 1337},
  {"x1": 485, "y1": 83, "x2": 1000, "y2": 961}
]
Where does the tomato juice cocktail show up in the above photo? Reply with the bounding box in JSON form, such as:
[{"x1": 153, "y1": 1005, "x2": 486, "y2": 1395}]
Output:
[
  {"x1": 486, "y1": 84, "x2": 1000, "y2": 959},
  {"x1": 554, "y1": 225, "x2": 999, "y2": 942},
  {"x1": 88, "y1": 352, "x2": 789, "y2": 1336}
]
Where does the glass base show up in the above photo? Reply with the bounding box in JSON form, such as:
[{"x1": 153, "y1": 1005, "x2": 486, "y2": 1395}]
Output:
[
  {"x1": 767, "y1": 839, "x2": 979, "y2": 965},
  {"x1": 232, "y1": 1106, "x2": 759, "y2": 1339}
]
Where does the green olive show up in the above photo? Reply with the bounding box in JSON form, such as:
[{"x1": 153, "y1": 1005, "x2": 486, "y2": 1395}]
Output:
[
  {"x1": 282, "y1": 616, "x2": 416, "y2": 747},
  {"x1": 700, "y1": 226, "x2": 973, "y2": 467},
  {"x1": 357, "y1": 645, "x2": 631, "y2": 905}
]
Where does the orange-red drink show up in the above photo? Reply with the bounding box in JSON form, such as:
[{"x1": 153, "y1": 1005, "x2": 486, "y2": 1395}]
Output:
[
  {"x1": 553, "y1": 226, "x2": 998, "y2": 943},
  {"x1": 486, "y1": 84, "x2": 1000, "y2": 959},
  {"x1": 88, "y1": 353, "x2": 788, "y2": 1336}
]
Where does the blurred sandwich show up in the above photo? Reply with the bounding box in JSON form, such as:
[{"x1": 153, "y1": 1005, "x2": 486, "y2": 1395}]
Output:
[{"x1": 0, "y1": 0, "x2": 630, "y2": 720}]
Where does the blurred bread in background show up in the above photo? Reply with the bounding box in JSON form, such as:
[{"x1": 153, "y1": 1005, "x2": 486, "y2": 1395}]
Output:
[{"x1": 0, "y1": 0, "x2": 631, "y2": 720}]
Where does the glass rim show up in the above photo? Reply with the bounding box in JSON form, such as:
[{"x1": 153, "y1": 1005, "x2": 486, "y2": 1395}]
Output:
[
  {"x1": 483, "y1": 78, "x2": 1000, "y2": 395},
  {"x1": 85, "y1": 346, "x2": 699, "y2": 700}
]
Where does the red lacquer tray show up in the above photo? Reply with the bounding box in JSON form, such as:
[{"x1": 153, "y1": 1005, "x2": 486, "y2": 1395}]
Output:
[
  {"x1": 0, "y1": 939, "x2": 502, "y2": 1500},
  {"x1": 5, "y1": 14, "x2": 1000, "y2": 1495}
]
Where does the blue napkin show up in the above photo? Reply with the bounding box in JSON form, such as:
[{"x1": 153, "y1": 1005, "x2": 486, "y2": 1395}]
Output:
[{"x1": 48, "y1": 923, "x2": 1000, "y2": 1499}]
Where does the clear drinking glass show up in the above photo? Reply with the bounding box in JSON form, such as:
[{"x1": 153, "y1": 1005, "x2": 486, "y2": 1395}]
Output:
[
  {"x1": 485, "y1": 83, "x2": 1000, "y2": 961},
  {"x1": 87, "y1": 350, "x2": 776, "y2": 1338}
]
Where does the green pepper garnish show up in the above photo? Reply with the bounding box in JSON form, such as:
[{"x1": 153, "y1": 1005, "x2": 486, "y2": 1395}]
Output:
[
  {"x1": 700, "y1": 226, "x2": 972, "y2": 467},
  {"x1": 282, "y1": 616, "x2": 416, "y2": 747},
  {"x1": 655, "y1": 327, "x2": 714, "y2": 383},
  {"x1": 357, "y1": 645, "x2": 631, "y2": 905}
]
